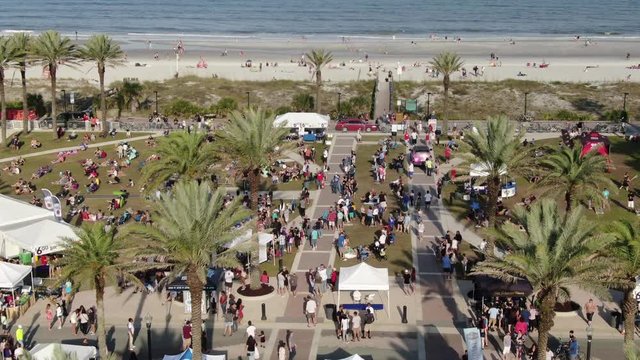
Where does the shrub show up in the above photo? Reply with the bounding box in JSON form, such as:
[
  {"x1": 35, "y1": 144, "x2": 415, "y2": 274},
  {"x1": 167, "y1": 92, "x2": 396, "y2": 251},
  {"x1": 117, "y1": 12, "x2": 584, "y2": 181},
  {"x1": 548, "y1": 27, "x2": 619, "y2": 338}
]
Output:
[
  {"x1": 603, "y1": 109, "x2": 628, "y2": 122},
  {"x1": 162, "y1": 99, "x2": 203, "y2": 117},
  {"x1": 211, "y1": 97, "x2": 238, "y2": 116},
  {"x1": 291, "y1": 93, "x2": 314, "y2": 112}
]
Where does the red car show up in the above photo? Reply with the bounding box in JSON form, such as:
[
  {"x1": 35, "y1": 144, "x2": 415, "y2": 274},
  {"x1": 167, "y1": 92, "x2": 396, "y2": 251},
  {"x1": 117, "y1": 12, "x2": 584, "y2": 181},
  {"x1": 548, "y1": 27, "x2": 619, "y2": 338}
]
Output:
[{"x1": 335, "y1": 118, "x2": 378, "y2": 132}]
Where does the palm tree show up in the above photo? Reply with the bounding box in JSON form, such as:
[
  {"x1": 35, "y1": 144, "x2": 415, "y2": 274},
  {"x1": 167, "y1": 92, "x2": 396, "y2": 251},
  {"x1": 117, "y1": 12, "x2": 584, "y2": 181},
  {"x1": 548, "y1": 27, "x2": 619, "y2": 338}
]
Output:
[
  {"x1": 9, "y1": 33, "x2": 30, "y2": 133},
  {"x1": 539, "y1": 146, "x2": 615, "y2": 211},
  {"x1": 127, "y1": 181, "x2": 252, "y2": 360},
  {"x1": 463, "y1": 116, "x2": 532, "y2": 227},
  {"x1": 305, "y1": 49, "x2": 333, "y2": 113},
  {"x1": 429, "y1": 52, "x2": 463, "y2": 132},
  {"x1": 140, "y1": 131, "x2": 217, "y2": 191},
  {"x1": 214, "y1": 108, "x2": 291, "y2": 209},
  {"x1": 473, "y1": 199, "x2": 609, "y2": 360},
  {"x1": 58, "y1": 224, "x2": 130, "y2": 358},
  {"x1": 0, "y1": 37, "x2": 21, "y2": 142},
  {"x1": 79, "y1": 35, "x2": 125, "y2": 132},
  {"x1": 119, "y1": 81, "x2": 143, "y2": 113},
  {"x1": 31, "y1": 30, "x2": 77, "y2": 134},
  {"x1": 605, "y1": 220, "x2": 640, "y2": 347}
]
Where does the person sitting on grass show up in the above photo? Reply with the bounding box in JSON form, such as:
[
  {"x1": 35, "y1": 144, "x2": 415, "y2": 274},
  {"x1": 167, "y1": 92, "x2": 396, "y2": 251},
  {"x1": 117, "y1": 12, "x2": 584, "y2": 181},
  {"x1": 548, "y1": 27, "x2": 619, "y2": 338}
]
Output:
[{"x1": 30, "y1": 139, "x2": 42, "y2": 149}]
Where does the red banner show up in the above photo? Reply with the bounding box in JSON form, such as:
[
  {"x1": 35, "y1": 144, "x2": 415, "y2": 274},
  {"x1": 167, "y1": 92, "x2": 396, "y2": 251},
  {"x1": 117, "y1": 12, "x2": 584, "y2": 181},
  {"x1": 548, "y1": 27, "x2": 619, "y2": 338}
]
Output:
[{"x1": 6, "y1": 109, "x2": 38, "y2": 120}]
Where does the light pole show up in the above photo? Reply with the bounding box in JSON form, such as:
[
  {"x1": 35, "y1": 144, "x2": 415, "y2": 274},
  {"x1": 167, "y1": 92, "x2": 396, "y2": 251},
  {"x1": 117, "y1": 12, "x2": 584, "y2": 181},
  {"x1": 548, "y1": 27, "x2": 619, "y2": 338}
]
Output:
[
  {"x1": 61, "y1": 89, "x2": 67, "y2": 113},
  {"x1": 586, "y1": 325, "x2": 593, "y2": 360},
  {"x1": 427, "y1": 92, "x2": 432, "y2": 117},
  {"x1": 246, "y1": 91, "x2": 251, "y2": 108},
  {"x1": 524, "y1": 92, "x2": 529, "y2": 116},
  {"x1": 154, "y1": 91, "x2": 159, "y2": 114},
  {"x1": 337, "y1": 92, "x2": 342, "y2": 117},
  {"x1": 145, "y1": 313, "x2": 152, "y2": 360}
]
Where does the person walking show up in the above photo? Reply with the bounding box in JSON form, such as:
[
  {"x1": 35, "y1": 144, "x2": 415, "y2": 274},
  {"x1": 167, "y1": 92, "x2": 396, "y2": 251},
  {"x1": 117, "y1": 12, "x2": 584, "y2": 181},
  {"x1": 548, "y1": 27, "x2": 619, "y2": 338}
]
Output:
[
  {"x1": 351, "y1": 311, "x2": 362, "y2": 341},
  {"x1": 56, "y1": 303, "x2": 65, "y2": 329},
  {"x1": 584, "y1": 298, "x2": 597, "y2": 326},
  {"x1": 223, "y1": 309, "x2": 234, "y2": 336},
  {"x1": 45, "y1": 304, "x2": 54, "y2": 330},
  {"x1": 424, "y1": 190, "x2": 432, "y2": 209},
  {"x1": 502, "y1": 330, "x2": 512, "y2": 360},
  {"x1": 245, "y1": 334, "x2": 257, "y2": 360},
  {"x1": 181, "y1": 320, "x2": 192, "y2": 350},
  {"x1": 127, "y1": 318, "x2": 136, "y2": 351},
  {"x1": 15, "y1": 325, "x2": 24, "y2": 347},
  {"x1": 305, "y1": 296, "x2": 317, "y2": 327}
]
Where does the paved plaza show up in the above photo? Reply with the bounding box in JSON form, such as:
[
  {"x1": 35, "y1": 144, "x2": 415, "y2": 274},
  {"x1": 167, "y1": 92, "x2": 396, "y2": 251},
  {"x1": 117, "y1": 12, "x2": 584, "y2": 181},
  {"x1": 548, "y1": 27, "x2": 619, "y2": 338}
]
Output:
[{"x1": 8, "y1": 132, "x2": 632, "y2": 359}]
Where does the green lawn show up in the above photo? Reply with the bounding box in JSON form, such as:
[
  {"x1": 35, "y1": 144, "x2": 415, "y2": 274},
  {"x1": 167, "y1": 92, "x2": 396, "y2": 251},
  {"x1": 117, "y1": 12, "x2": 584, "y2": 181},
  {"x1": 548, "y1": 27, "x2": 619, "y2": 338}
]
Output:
[
  {"x1": 1, "y1": 131, "x2": 151, "y2": 157},
  {"x1": 334, "y1": 143, "x2": 413, "y2": 276},
  {"x1": 441, "y1": 135, "x2": 640, "y2": 240}
]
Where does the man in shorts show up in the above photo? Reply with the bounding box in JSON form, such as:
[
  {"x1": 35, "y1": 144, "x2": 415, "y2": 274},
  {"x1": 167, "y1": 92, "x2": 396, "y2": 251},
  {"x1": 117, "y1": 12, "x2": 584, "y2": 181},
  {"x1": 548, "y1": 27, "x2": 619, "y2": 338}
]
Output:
[
  {"x1": 305, "y1": 296, "x2": 317, "y2": 327},
  {"x1": 224, "y1": 269, "x2": 234, "y2": 292},
  {"x1": 402, "y1": 269, "x2": 413, "y2": 295}
]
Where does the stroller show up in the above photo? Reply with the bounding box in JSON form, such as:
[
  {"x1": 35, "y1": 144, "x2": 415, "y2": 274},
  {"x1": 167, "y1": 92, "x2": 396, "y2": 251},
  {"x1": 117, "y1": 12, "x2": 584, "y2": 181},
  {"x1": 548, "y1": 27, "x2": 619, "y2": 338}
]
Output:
[{"x1": 357, "y1": 245, "x2": 370, "y2": 262}]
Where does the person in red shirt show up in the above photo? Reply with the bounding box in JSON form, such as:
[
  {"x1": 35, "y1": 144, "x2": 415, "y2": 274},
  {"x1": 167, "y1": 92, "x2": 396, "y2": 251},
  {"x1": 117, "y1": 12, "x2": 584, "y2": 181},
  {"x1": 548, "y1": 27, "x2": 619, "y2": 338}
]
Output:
[
  {"x1": 182, "y1": 320, "x2": 192, "y2": 350},
  {"x1": 514, "y1": 316, "x2": 528, "y2": 336}
]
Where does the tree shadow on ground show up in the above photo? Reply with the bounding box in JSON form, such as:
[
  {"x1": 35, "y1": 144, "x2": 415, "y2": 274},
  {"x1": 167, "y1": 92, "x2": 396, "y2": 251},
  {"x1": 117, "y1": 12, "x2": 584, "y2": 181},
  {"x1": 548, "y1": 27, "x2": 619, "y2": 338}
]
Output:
[{"x1": 571, "y1": 98, "x2": 605, "y2": 117}]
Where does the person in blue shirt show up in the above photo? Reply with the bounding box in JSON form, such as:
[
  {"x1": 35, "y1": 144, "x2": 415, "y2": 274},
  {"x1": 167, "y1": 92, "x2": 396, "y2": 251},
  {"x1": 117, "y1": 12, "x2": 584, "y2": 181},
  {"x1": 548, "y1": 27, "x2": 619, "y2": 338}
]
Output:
[
  {"x1": 442, "y1": 254, "x2": 452, "y2": 280},
  {"x1": 569, "y1": 335, "x2": 579, "y2": 360}
]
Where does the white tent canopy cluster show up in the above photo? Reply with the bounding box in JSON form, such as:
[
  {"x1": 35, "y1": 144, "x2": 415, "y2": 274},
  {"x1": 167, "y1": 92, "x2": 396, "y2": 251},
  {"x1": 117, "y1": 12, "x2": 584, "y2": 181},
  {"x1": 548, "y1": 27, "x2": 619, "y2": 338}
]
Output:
[
  {"x1": 337, "y1": 263, "x2": 390, "y2": 318},
  {"x1": 273, "y1": 112, "x2": 329, "y2": 135},
  {"x1": 0, "y1": 194, "x2": 77, "y2": 258}
]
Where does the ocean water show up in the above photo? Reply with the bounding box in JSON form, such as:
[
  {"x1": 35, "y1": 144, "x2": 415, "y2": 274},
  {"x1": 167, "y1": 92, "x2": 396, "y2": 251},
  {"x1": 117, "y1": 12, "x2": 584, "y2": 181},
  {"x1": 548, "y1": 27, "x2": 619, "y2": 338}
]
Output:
[{"x1": 1, "y1": 0, "x2": 638, "y2": 39}]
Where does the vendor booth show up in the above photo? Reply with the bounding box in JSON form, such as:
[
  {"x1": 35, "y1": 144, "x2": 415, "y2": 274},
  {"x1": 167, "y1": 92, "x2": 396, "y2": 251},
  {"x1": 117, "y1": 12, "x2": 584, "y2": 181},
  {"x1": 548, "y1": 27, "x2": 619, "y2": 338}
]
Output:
[
  {"x1": 0, "y1": 262, "x2": 35, "y2": 320},
  {"x1": 167, "y1": 268, "x2": 223, "y2": 314},
  {"x1": 30, "y1": 343, "x2": 97, "y2": 360},
  {"x1": 226, "y1": 230, "x2": 273, "y2": 264},
  {"x1": 337, "y1": 263, "x2": 390, "y2": 318},
  {"x1": 580, "y1": 131, "x2": 610, "y2": 158},
  {"x1": 274, "y1": 112, "x2": 329, "y2": 141},
  {"x1": 469, "y1": 163, "x2": 516, "y2": 199},
  {"x1": 163, "y1": 348, "x2": 226, "y2": 360},
  {"x1": 0, "y1": 194, "x2": 78, "y2": 258}
]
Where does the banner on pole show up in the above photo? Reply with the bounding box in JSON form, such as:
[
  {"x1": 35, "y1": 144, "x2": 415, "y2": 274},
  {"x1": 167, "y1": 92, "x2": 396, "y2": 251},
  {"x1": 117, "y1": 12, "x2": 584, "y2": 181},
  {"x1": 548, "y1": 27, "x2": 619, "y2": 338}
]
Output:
[{"x1": 463, "y1": 327, "x2": 484, "y2": 360}]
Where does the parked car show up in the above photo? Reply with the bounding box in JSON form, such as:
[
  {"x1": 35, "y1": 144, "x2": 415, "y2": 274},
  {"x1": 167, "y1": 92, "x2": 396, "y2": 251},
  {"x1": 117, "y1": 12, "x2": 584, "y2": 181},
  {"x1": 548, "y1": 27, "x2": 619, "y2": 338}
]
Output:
[
  {"x1": 410, "y1": 145, "x2": 431, "y2": 166},
  {"x1": 334, "y1": 118, "x2": 378, "y2": 132}
]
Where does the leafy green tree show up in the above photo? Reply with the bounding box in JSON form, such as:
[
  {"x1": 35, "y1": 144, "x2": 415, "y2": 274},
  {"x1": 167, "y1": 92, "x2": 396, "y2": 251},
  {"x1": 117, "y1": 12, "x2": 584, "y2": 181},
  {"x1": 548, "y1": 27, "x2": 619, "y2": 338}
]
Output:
[
  {"x1": 127, "y1": 181, "x2": 252, "y2": 360},
  {"x1": 473, "y1": 199, "x2": 609, "y2": 360},
  {"x1": 140, "y1": 131, "x2": 217, "y2": 191},
  {"x1": 429, "y1": 52, "x2": 463, "y2": 131},
  {"x1": 291, "y1": 93, "x2": 314, "y2": 112},
  {"x1": 605, "y1": 220, "x2": 640, "y2": 348},
  {"x1": 0, "y1": 37, "x2": 21, "y2": 142},
  {"x1": 30, "y1": 30, "x2": 78, "y2": 133},
  {"x1": 58, "y1": 224, "x2": 130, "y2": 358},
  {"x1": 539, "y1": 146, "x2": 615, "y2": 211},
  {"x1": 79, "y1": 35, "x2": 125, "y2": 131},
  {"x1": 305, "y1": 49, "x2": 333, "y2": 113},
  {"x1": 463, "y1": 116, "x2": 532, "y2": 226},
  {"x1": 212, "y1": 97, "x2": 238, "y2": 116},
  {"x1": 9, "y1": 33, "x2": 30, "y2": 133}
]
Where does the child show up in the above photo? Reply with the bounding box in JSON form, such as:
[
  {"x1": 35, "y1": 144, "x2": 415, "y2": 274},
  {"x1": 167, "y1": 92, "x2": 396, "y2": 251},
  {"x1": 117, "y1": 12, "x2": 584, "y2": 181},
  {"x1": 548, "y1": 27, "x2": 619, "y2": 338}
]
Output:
[{"x1": 259, "y1": 330, "x2": 266, "y2": 348}]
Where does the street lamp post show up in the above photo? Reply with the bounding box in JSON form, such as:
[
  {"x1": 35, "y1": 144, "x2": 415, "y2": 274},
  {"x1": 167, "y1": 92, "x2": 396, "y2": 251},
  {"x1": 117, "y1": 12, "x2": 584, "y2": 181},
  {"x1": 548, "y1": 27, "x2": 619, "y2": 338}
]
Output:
[
  {"x1": 524, "y1": 92, "x2": 529, "y2": 116},
  {"x1": 427, "y1": 92, "x2": 432, "y2": 118},
  {"x1": 154, "y1": 91, "x2": 159, "y2": 114},
  {"x1": 61, "y1": 89, "x2": 67, "y2": 113},
  {"x1": 145, "y1": 313, "x2": 152, "y2": 360},
  {"x1": 586, "y1": 326, "x2": 593, "y2": 360},
  {"x1": 246, "y1": 91, "x2": 251, "y2": 109},
  {"x1": 337, "y1": 92, "x2": 342, "y2": 117}
]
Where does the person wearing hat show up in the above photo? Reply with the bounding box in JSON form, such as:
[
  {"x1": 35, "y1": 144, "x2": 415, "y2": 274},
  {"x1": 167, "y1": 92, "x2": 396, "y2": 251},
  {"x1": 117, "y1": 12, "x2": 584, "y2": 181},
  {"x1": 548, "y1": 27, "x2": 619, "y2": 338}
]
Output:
[{"x1": 15, "y1": 324, "x2": 24, "y2": 346}]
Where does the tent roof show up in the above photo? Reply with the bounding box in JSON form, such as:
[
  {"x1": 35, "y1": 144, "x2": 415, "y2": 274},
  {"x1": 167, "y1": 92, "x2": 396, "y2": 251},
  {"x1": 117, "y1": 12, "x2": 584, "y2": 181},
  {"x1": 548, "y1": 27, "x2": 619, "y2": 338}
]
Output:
[
  {"x1": 1, "y1": 218, "x2": 77, "y2": 255},
  {"x1": 473, "y1": 275, "x2": 533, "y2": 297},
  {"x1": 226, "y1": 230, "x2": 273, "y2": 249},
  {"x1": 30, "y1": 343, "x2": 98, "y2": 360},
  {"x1": 167, "y1": 268, "x2": 223, "y2": 291},
  {"x1": 274, "y1": 112, "x2": 329, "y2": 129},
  {"x1": 0, "y1": 194, "x2": 52, "y2": 227},
  {"x1": 163, "y1": 348, "x2": 226, "y2": 360},
  {"x1": 338, "y1": 263, "x2": 389, "y2": 291},
  {"x1": 0, "y1": 262, "x2": 31, "y2": 289}
]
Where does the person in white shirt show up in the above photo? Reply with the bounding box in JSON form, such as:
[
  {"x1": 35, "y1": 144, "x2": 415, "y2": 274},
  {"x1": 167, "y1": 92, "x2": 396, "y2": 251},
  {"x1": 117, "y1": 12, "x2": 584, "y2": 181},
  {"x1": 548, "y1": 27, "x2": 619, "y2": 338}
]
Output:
[
  {"x1": 224, "y1": 269, "x2": 234, "y2": 292},
  {"x1": 502, "y1": 331, "x2": 512, "y2": 359},
  {"x1": 378, "y1": 232, "x2": 387, "y2": 245},
  {"x1": 424, "y1": 191, "x2": 432, "y2": 208},
  {"x1": 305, "y1": 296, "x2": 317, "y2": 327},
  {"x1": 13, "y1": 343, "x2": 24, "y2": 358},
  {"x1": 246, "y1": 321, "x2": 256, "y2": 338},
  {"x1": 127, "y1": 318, "x2": 135, "y2": 351}
]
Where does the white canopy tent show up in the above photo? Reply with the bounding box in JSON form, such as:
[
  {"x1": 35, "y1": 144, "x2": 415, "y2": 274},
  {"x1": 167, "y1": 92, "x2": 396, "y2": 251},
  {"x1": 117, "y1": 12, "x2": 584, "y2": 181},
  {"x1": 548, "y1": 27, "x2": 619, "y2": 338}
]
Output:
[
  {"x1": 163, "y1": 348, "x2": 226, "y2": 360},
  {"x1": 469, "y1": 163, "x2": 507, "y2": 177},
  {"x1": 30, "y1": 343, "x2": 98, "y2": 360},
  {"x1": 274, "y1": 112, "x2": 329, "y2": 135},
  {"x1": 325, "y1": 355, "x2": 365, "y2": 360},
  {"x1": 0, "y1": 262, "x2": 32, "y2": 289},
  {"x1": 225, "y1": 230, "x2": 273, "y2": 264},
  {"x1": 0, "y1": 195, "x2": 78, "y2": 258},
  {"x1": 337, "y1": 263, "x2": 390, "y2": 318}
]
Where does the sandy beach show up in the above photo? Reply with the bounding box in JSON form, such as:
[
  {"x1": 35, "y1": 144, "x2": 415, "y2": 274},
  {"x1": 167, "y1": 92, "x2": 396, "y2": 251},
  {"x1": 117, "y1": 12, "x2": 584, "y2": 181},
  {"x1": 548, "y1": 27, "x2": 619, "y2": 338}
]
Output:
[{"x1": 44, "y1": 37, "x2": 640, "y2": 84}]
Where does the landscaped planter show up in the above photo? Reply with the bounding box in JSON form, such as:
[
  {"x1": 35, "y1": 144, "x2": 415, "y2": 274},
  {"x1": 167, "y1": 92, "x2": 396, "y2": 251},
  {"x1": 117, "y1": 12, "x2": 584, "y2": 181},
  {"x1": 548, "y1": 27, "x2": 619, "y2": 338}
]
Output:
[{"x1": 554, "y1": 301, "x2": 581, "y2": 317}]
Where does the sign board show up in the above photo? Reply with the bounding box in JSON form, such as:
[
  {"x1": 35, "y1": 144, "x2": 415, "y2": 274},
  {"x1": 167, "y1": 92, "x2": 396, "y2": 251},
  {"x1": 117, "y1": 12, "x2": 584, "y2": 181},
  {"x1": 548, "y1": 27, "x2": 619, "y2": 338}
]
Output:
[
  {"x1": 463, "y1": 328, "x2": 484, "y2": 360},
  {"x1": 42, "y1": 189, "x2": 54, "y2": 210},
  {"x1": 405, "y1": 99, "x2": 417, "y2": 112},
  {"x1": 70, "y1": 93, "x2": 75, "y2": 104}
]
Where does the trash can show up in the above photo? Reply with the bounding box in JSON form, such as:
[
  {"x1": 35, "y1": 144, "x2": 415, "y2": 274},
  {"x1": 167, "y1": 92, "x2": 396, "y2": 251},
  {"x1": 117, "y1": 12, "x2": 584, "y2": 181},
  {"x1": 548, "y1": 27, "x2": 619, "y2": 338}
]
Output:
[{"x1": 325, "y1": 304, "x2": 336, "y2": 322}]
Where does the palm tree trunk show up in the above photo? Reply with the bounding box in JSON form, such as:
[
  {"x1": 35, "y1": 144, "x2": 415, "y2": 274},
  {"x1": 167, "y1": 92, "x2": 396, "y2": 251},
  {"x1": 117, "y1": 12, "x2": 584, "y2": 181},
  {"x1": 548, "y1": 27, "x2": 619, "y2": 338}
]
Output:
[
  {"x1": 50, "y1": 65, "x2": 57, "y2": 136},
  {"x1": 1, "y1": 69, "x2": 6, "y2": 143},
  {"x1": 486, "y1": 175, "x2": 500, "y2": 227},
  {"x1": 99, "y1": 64, "x2": 107, "y2": 135},
  {"x1": 186, "y1": 266, "x2": 204, "y2": 359},
  {"x1": 248, "y1": 168, "x2": 260, "y2": 211},
  {"x1": 536, "y1": 291, "x2": 556, "y2": 360},
  {"x1": 20, "y1": 64, "x2": 28, "y2": 133},
  {"x1": 248, "y1": 168, "x2": 262, "y2": 290},
  {"x1": 565, "y1": 190, "x2": 572, "y2": 212},
  {"x1": 623, "y1": 288, "x2": 636, "y2": 345},
  {"x1": 315, "y1": 70, "x2": 322, "y2": 113},
  {"x1": 442, "y1": 75, "x2": 450, "y2": 133},
  {"x1": 95, "y1": 275, "x2": 109, "y2": 358}
]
